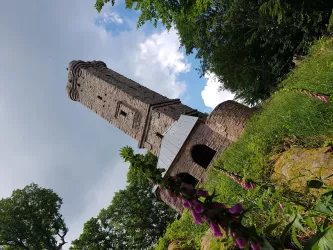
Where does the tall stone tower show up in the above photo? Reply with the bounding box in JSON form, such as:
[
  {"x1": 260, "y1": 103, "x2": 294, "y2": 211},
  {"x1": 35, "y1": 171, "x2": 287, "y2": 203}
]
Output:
[
  {"x1": 67, "y1": 60, "x2": 205, "y2": 156},
  {"x1": 67, "y1": 60, "x2": 256, "y2": 213}
]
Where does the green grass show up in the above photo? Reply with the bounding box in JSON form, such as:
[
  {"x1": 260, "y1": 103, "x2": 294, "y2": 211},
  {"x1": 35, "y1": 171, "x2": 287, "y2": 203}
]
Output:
[
  {"x1": 214, "y1": 37, "x2": 333, "y2": 181},
  {"x1": 154, "y1": 37, "x2": 333, "y2": 250},
  {"x1": 154, "y1": 210, "x2": 209, "y2": 250}
]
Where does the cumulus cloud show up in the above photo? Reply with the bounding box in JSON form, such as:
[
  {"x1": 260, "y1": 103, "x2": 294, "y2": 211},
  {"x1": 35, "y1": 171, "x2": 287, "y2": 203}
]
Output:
[
  {"x1": 135, "y1": 28, "x2": 190, "y2": 98},
  {"x1": 201, "y1": 72, "x2": 235, "y2": 109}
]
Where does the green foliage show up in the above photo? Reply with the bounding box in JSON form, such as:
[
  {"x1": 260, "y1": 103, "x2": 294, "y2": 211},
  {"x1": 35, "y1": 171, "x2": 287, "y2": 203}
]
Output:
[
  {"x1": 95, "y1": 0, "x2": 114, "y2": 13},
  {"x1": 0, "y1": 183, "x2": 68, "y2": 250},
  {"x1": 71, "y1": 149, "x2": 176, "y2": 250},
  {"x1": 215, "y1": 37, "x2": 333, "y2": 181},
  {"x1": 96, "y1": 0, "x2": 333, "y2": 104},
  {"x1": 154, "y1": 210, "x2": 208, "y2": 250},
  {"x1": 197, "y1": 38, "x2": 333, "y2": 248}
]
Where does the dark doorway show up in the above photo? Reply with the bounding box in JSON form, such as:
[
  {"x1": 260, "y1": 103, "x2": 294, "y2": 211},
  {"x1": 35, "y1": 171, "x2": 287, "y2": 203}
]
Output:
[
  {"x1": 176, "y1": 173, "x2": 198, "y2": 187},
  {"x1": 191, "y1": 144, "x2": 216, "y2": 169}
]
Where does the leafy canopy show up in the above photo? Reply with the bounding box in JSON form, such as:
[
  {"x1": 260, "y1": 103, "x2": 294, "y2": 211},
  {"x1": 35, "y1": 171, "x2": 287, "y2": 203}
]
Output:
[
  {"x1": 95, "y1": 0, "x2": 333, "y2": 104},
  {"x1": 0, "y1": 183, "x2": 68, "y2": 250},
  {"x1": 70, "y1": 148, "x2": 176, "y2": 250}
]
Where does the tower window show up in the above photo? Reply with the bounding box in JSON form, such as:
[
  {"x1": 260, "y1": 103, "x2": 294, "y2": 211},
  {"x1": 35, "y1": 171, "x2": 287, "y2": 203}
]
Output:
[
  {"x1": 120, "y1": 110, "x2": 127, "y2": 117},
  {"x1": 191, "y1": 144, "x2": 216, "y2": 169},
  {"x1": 97, "y1": 95, "x2": 102, "y2": 100},
  {"x1": 156, "y1": 132, "x2": 163, "y2": 139}
]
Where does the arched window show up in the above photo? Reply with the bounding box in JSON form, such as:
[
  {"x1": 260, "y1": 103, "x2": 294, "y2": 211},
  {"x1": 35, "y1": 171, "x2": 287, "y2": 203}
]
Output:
[
  {"x1": 176, "y1": 173, "x2": 198, "y2": 187},
  {"x1": 191, "y1": 144, "x2": 216, "y2": 169}
]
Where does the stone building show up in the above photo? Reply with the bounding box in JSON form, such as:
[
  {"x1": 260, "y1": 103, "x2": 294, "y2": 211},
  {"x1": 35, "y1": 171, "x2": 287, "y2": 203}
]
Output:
[{"x1": 66, "y1": 60, "x2": 256, "y2": 213}]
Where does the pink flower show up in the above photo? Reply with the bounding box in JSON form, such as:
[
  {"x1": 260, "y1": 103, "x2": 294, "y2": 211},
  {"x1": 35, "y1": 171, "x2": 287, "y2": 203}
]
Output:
[
  {"x1": 230, "y1": 231, "x2": 235, "y2": 238},
  {"x1": 209, "y1": 221, "x2": 223, "y2": 237},
  {"x1": 250, "y1": 241, "x2": 261, "y2": 250},
  {"x1": 192, "y1": 199, "x2": 204, "y2": 213},
  {"x1": 243, "y1": 182, "x2": 252, "y2": 189},
  {"x1": 235, "y1": 237, "x2": 248, "y2": 249},
  {"x1": 279, "y1": 203, "x2": 284, "y2": 210},
  {"x1": 181, "y1": 182, "x2": 194, "y2": 190},
  {"x1": 197, "y1": 189, "x2": 209, "y2": 197},
  {"x1": 182, "y1": 198, "x2": 191, "y2": 209},
  {"x1": 211, "y1": 202, "x2": 226, "y2": 209},
  {"x1": 322, "y1": 96, "x2": 329, "y2": 103},
  {"x1": 190, "y1": 209, "x2": 204, "y2": 224},
  {"x1": 202, "y1": 212, "x2": 213, "y2": 222},
  {"x1": 166, "y1": 189, "x2": 178, "y2": 202},
  {"x1": 229, "y1": 203, "x2": 244, "y2": 214}
]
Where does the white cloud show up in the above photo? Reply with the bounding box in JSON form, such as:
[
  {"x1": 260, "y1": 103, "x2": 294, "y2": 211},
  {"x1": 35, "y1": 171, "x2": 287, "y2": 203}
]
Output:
[
  {"x1": 0, "y1": 1, "x2": 192, "y2": 249},
  {"x1": 135, "y1": 28, "x2": 190, "y2": 98},
  {"x1": 97, "y1": 11, "x2": 123, "y2": 25},
  {"x1": 201, "y1": 72, "x2": 235, "y2": 109}
]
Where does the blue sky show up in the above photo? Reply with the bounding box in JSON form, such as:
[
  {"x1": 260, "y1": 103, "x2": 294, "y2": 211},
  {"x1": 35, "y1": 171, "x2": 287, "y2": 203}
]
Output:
[{"x1": 0, "y1": 1, "x2": 234, "y2": 248}]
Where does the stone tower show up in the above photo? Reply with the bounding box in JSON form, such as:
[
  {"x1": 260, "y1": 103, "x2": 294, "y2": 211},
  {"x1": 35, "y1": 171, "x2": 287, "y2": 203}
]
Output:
[
  {"x1": 66, "y1": 60, "x2": 256, "y2": 213},
  {"x1": 67, "y1": 60, "x2": 205, "y2": 156}
]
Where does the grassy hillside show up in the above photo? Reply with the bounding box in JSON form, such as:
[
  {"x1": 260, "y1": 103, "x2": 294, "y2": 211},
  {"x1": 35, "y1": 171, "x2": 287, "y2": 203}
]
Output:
[{"x1": 154, "y1": 37, "x2": 333, "y2": 250}]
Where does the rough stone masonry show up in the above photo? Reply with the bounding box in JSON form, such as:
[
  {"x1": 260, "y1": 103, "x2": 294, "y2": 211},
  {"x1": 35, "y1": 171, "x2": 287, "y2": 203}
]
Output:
[{"x1": 66, "y1": 60, "x2": 256, "y2": 213}]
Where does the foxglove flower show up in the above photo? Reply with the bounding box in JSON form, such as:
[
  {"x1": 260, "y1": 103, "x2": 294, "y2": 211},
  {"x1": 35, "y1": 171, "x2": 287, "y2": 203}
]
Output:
[
  {"x1": 190, "y1": 209, "x2": 203, "y2": 224},
  {"x1": 197, "y1": 189, "x2": 209, "y2": 197},
  {"x1": 166, "y1": 189, "x2": 178, "y2": 202},
  {"x1": 229, "y1": 203, "x2": 244, "y2": 214},
  {"x1": 181, "y1": 182, "x2": 194, "y2": 190},
  {"x1": 209, "y1": 221, "x2": 223, "y2": 237},
  {"x1": 182, "y1": 198, "x2": 191, "y2": 209},
  {"x1": 250, "y1": 241, "x2": 261, "y2": 250},
  {"x1": 211, "y1": 202, "x2": 226, "y2": 209},
  {"x1": 235, "y1": 237, "x2": 248, "y2": 249},
  {"x1": 322, "y1": 96, "x2": 329, "y2": 103},
  {"x1": 192, "y1": 199, "x2": 204, "y2": 213}
]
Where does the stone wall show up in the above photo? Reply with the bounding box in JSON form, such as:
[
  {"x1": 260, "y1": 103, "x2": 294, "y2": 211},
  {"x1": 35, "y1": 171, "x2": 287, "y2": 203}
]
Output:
[
  {"x1": 158, "y1": 187, "x2": 183, "y2": 214},
  {"x1": 144, "y1": 103, "x2": 204, "y2": 155},
  {"x1": 168, "y1": 122, "x2": 232, "y2": 182},
  {"x1": 205, "y1": 100, "x2": 255, "y2": 142}
]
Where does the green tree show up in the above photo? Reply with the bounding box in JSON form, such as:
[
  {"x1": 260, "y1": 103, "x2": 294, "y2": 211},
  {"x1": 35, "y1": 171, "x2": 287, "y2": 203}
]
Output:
[
  {"x1": 0, "y1": 183, "x2": 68, "y2": 250},
  {"x1": 95, "y1": 0, "x2": 333, "y2": 104},
  {"x1": 71, "y1": 148, "x2": 176, "y2": 250}
]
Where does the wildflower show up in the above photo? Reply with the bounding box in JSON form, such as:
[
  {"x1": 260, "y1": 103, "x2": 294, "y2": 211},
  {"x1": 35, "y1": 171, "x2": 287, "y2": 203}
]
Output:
[
  {"x1": 181, "y1": 182, "x2": 194, "y2": 190},
  {"x1": 167, "y1": 189, "x2": 178, "y2": 202},
  {"x1": 211, "y1": 202, "x2": 226, "y2": 209},
  {"x1": 229, "y1": 203, "x2": 244, "y2": 214},
  {"x1": 182, "y1": 198, "x2": 191, "y2": 209},
  {"x1": 250, "y1": 241, "x2": 261, "y2": 250},
  {"x1": 243, "y1": 182, "x2": 253, "y2": 189},
  {"x1": 190, "y1": 209, "x2": 204, "y2": 224},
  {"x1": 209, "y1": 221, "x2": 223, "y2": 237},
  {"x1": 192, "y1": 199, "x2": 204, "y2": 213},
  {"x1": 181, "y1": 182, "x2": 195, "y2": 195},
  {"x1": 235, "y1": 237, "x2": 248, "y2": 249},
  {"x1": 279, "y1": 203, "x2": 284, "y2": 210},
  {"x1": 322, "y1": 96, "x2": 329, "y2": 103},
  {"x1": 166, "y1": 189, "x2": 178, "y2": 202},
  {"x1": 197, "y1": 189, "x2": 209, "y2": 198},
  {"x1": 230, "y1": 231, "x2": 235, "y2": 238},
  {"x1": 202, "y1": 212, "x2": 213, "y2": 221}
]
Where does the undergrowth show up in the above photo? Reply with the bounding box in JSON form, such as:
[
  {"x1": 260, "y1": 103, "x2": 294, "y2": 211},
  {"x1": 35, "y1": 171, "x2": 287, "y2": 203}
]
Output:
[{"x1": 154, "y1": 37, "x2": 333, "y2": 250}]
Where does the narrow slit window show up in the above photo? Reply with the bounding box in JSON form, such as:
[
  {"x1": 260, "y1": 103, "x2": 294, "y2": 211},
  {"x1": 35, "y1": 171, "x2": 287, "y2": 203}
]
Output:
[
  {"x1": 156, "y1": 132, "x2": 163, "y2": 139},
  {"x1": 120, "y1": 110, "x2": 127, "y2": 117}
]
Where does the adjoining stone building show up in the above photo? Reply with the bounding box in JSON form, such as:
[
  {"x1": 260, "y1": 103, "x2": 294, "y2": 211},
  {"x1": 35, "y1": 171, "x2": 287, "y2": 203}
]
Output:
[{"x1": 66, "y1": 60, "x2": 256, "y2": 213}]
